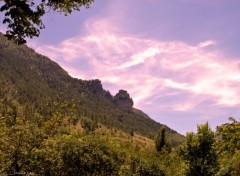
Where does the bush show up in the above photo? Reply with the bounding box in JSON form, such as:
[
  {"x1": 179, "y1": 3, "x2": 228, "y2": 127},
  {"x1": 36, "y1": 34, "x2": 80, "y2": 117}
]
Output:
[{"x1": 138, "y1": 162, "x2": 165, "y2": 176}]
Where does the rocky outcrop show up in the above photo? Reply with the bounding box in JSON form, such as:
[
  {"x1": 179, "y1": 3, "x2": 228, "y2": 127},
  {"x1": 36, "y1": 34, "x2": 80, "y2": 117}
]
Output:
[
  {"x1": 84, "y1": 79, "x2": 113, "y2": 101},
  {"x1": 113, "y1": 90, "x2": 133, "y2": 112},
  {"x1": 84, "y1": 79, "x2": 104, "y2": 96},
  {"x1": 84, "y1": 81, "x2": 133, "y2": 111}
]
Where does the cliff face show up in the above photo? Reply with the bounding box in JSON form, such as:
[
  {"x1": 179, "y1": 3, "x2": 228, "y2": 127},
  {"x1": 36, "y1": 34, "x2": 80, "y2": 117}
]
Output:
[{"x1": 113, "y1": 90, "x2": 133, "y2": 112}]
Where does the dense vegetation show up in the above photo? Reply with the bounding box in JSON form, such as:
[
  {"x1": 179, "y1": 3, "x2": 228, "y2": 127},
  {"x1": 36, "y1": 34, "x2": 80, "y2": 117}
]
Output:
[
  {"x1": 0, "y1": 33, "x2": 239, "y2": 175},
  {"x1": 0, "y1": 102, "x2": 239, "y2": 175}
]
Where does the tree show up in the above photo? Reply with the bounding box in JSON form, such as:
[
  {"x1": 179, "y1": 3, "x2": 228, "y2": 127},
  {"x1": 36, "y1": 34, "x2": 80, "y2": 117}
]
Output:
[
  {"x1": 155, "y1": 127, "x2": 166, "y2": 152},
  {"x1": 155, "y1": 127, "x2": 171, "y2": 152},
  {"x1": 216, "y1": 117, "x2": 240, "y2": 154},
  {"x1": 180, "y1": 123, "x2": 219, "y2": 176},
  {"x1": 0, "y1": 0, "x2": 94, "y2": 44},
  {"x1": 0, "y1": 116, "x2": 45, "y2": 174},
  {"x1": 30, "y1": 136, "x2": 125, "y2": 176},
  {"x1": 215, "y1": 117, "x2": 240, "y2": 176}
]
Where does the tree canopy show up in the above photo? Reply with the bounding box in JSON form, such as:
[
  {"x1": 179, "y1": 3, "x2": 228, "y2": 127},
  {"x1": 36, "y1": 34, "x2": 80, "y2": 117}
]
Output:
[
  {"x1": 0, "y1": 0, "x2": 94, "y2": 44},
  {"x1": 180, "y1": 123, "x2": 219, "y2": 176}
]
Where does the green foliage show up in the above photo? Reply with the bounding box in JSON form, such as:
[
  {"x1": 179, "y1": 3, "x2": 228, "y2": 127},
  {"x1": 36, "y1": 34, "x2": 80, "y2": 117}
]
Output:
[
  {"x1": 216, "y1": 151, "x2": 240, "y2": 176},
  {"x1": 155, "y1": 127, "x2": 166, "y2": 152},
  {"x1": 81, "y1": 117, "x2": 98, "y2": 133},
  {"x1": 0, "y1": 0, "x2": 94, "y2": 44},
  {"x1": 59, "y1": 137, "x2": 125, "y2": 176},
  {"x1": 162, "y1": 150, "x2": 186, "y2": 176},
  {"x1": 216, "y1": 117, "x2": 240, "y2": 154},
  {"x1": 0, "y1": 97, "x2": 172, "y2": 175},
  {"x1": 215, "y1": 118, "x2": 240, "y2": 176},
  {"x1": 231, "y1": 150, "x2": 240, "y2": 176},
  {"x1": 155, "y1": 127, "x2": 172, "y2": 152},
  {"x1": 0, "y1": 116, "x2": 46, "y2": 173},
  {"x1": 0, "y1": 110, "x2": 126, "y2": 175},
  {"x1": 29, "y1": 136, "x2": 125, "y2": 176},
  {"x1": 138, "y1": 162, "x2": 165, "y2": 176},
  {"x1": 180, "y1": 123, "x2": 219, "y2": 176}
]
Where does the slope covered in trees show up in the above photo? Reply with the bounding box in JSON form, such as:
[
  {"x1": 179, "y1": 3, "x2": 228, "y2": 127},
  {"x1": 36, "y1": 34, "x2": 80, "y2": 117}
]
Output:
[
  {"x1": 0, "y1": 33, "x2": 185, "y2": 145},
  {"x1": 0, "y1": 33, "x2": 240, "y2": 176}
]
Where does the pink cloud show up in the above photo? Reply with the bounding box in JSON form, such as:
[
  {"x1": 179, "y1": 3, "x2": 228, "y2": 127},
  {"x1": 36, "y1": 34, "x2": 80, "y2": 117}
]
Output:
[{"x1": 29, "y1": 17, "x2": 240, "y2": 135}]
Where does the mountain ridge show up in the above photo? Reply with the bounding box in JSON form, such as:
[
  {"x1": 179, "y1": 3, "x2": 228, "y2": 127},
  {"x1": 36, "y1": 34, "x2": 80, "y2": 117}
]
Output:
[{"x1": 0, "y1": 33, "x2": 185, "y2": 145}]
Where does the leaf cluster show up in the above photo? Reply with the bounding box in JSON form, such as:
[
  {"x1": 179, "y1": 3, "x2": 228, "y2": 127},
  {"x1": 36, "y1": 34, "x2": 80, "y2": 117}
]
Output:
[
  {"x1": 180, "y1": 123, "x2": 219, "y2": 176},
  {"x1": 0, "y1": 0, "x2": 94, "y2": 44}
]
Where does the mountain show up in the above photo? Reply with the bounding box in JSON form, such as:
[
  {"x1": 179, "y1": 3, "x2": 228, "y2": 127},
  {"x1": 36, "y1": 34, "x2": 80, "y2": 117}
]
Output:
[{"x1": 0, "y1": 33, "x2": 185, "y2": 146}]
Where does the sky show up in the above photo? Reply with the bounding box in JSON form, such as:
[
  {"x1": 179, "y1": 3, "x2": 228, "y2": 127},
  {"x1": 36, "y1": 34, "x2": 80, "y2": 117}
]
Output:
[{"x1": 1, "y1": 0, "x2": 240, "y2": 134}]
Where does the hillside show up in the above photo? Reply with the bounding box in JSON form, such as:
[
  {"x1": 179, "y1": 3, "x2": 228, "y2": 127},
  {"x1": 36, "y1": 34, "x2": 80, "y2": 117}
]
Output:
[{"x1": 0, "y1": 33, "x2": 185, "y2": 145}]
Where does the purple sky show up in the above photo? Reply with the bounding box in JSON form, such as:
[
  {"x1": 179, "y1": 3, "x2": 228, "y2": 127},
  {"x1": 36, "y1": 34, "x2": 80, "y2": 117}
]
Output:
[{"x1": 1, "y1": 0, "x2": 240, "y2": 134}]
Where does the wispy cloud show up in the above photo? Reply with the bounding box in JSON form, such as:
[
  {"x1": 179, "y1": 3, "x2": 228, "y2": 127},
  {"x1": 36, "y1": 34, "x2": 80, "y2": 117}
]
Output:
[
  {"x1": 197, "y1": 40, "x2": 216, "y2": 48},
  {"x1": 117, "y1": 47, "x2": 161, "y2": 69},
  {"x1": 32, "y1": 19, "x2": 240, "y2": 111}
]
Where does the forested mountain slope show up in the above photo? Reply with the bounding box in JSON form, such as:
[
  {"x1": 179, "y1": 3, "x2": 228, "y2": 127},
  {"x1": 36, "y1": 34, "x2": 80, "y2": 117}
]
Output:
[{"x1": 0, "y1": 33, "x2": 185, "y2": 145}]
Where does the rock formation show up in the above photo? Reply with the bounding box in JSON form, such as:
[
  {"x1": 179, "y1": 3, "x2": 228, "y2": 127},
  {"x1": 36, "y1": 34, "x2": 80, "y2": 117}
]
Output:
[{"x1": 113, "y1": 90, "x2": 133, "y2": 112}]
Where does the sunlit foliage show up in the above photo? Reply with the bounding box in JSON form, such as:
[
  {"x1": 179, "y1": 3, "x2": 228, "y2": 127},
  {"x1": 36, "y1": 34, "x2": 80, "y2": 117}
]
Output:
[{"x1": 180, "y1": 123, "x2": 219, "y2": 176}]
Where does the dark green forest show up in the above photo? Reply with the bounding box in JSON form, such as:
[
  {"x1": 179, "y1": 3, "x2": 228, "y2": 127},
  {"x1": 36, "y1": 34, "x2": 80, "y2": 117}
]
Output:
[{"x1": 0, "y1": 33, "x2": 240, "y2": 175}]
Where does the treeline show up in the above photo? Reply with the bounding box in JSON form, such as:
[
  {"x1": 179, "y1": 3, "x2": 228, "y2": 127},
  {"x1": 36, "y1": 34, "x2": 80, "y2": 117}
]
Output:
[
  {"x1": 0, "y1": 102, "x2": 166, "y2": 175},
  {"x1": 0, "y1": 100, "x2": 239, "y2": 175},
  {"x1": 154, "y1": 118, "x2": 240, "y2": 176}
]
